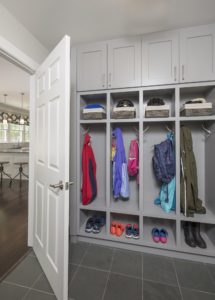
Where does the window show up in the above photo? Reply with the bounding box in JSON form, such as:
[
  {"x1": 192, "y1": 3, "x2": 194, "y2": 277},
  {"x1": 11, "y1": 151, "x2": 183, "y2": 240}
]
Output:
[{"x1": 0, "y1": 123, "x2": 29, "y2": 143}]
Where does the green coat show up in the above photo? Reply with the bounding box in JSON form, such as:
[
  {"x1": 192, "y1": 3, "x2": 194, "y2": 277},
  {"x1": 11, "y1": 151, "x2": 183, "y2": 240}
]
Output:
[{"x1": 180, "y1": 126, "x2": 206, "y2": 217}]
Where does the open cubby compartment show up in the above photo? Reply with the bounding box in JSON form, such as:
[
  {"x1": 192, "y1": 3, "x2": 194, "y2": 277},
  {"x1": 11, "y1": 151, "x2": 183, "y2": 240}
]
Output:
[
  {"x1": 79, "y1": 209, "x2": 107, "y2": 237},
  {"x1": 79, "y1": 93, "x2": 107, "y2": 120},
  {"x1": 180, "y1": 221, "x2": 215, "y2": 256},
  {"x1": 110, "y1": 123, "x2": 139, "y2": 213},
  {"x1": 142, "y1": 122, "x2": 176, "y2": 218},
  {"x1": 180, "y1": 121, "x2": 215, "y2": 223},
  {"x1": 109, "y1": 213, "x2": 140, "y2": 242},
  {"x1": 143, "y1": 88, "x2": 176, "y2": 118},
  {"x1": 80, "y1": 123, "x2": 107, "y2": 210},
  {"x1": 110, "y1": 90, "x2": 139, "y2": 119},
  {"x1": 179, "y1": 84, "x2": 215, "y2": 117},
  {"x1": 143, "y1": 217, "x2": 177, "y2": 249}
]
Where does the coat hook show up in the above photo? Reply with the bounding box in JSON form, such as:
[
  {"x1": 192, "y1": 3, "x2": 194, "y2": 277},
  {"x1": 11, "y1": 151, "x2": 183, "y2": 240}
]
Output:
[
  {"x1": 165, "y1": 124, "x2": 174, "y2": 132},
  {"x1": 202, "y1": 124, "x2": 211, "y2": 136},
  {"x1": 83, "y1": 127, "x2": 90, "y2": 135},
  {"x1": 143, "y1": 126, "x2": 150, "y2": 135}
]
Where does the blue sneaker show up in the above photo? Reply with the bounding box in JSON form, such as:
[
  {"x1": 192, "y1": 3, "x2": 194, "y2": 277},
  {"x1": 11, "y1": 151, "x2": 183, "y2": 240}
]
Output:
[
  {"x1": 132, "y1": 224, "x2": 139, "y2": 239},
  {"x1": 125, "y1": 224, "x2": 133, "y2": 238},
  {"x1": 93, "y1": 216, "x2": 106, "y2": 234},
  {"x1": 85, "y1": 217, "x2": 95, "y2": 233}
]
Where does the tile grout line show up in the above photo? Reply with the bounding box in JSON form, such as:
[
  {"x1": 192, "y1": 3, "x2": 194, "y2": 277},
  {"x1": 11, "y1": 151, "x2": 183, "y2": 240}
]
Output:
[
  {"x1": 172, "y1": 258, "x2": 183, "y2": 300},
  {"x1": 68, "y1": 243, "x2": 91, "y2": 291},
  {"x1": 21, "y1": 270, "x2": 44, "y2": 300},
  {"x1": 142, "y1": 253, "x2": 144, "y2": 300},
  {"x1": 101, "y1": 248, "x2": 116, "y2": 300}
]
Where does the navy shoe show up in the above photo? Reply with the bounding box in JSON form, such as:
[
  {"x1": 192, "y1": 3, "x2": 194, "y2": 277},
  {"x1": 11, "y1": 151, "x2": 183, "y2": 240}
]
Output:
[
  {"x1": 125, "y1": 224, "x2": 133, "y2": 238},
  {"x1": 85, "y1": 217, "x2": 95, "y2": 233},
  {"x1": 132, "y1": 224, "x2": 139, "y2": 239},
  {"x1": 93, "y1": 216, "x2": 106, "y2": 234}
]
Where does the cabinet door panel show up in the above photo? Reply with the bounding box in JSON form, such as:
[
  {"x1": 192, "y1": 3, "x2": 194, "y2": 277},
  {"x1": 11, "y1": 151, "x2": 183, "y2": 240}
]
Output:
[
  {"x1": 108, "y1": 39, "x2": 141, "y2": 88},
  {"x1": 142, "y1": 31, "x2": 179, "y2": 85},
  {"x1": 77, "y1": 42, "x2": 107, "y2": 91},
  {"x1": 180, "y1": 25, "x2": 215, "y2": 82}
]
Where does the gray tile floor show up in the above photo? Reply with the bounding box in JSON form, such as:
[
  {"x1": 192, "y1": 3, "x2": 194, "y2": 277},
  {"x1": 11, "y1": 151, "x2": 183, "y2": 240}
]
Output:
[{"x1": 1, "y1": 242, "x2": 215, "y2": 300}]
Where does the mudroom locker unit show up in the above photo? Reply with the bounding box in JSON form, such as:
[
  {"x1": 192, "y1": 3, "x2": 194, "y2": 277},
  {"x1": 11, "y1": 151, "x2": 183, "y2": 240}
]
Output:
[{"x1": 74, "y1": 24, "x2": 215, "y2": 263}]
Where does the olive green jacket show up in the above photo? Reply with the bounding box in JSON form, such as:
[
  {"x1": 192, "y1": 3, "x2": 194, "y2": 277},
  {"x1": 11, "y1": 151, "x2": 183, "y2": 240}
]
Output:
[{"x1": 180, "y1": 126, "x2": 206, "y2": 217}]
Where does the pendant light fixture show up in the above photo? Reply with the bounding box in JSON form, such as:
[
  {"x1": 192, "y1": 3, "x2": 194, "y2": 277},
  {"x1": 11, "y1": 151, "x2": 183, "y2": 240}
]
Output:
[
  {"x1": 3, "y1": 94, "x2": 8, "y2": 125},
  {"x1": 20, "y1": 92, "x2": 25, "y2": 125}
]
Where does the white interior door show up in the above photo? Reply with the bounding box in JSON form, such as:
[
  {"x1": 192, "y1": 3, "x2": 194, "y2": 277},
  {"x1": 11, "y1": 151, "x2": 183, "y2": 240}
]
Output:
[{"x1": 32, "y1": 35, "x2": 70, "y2": 300}]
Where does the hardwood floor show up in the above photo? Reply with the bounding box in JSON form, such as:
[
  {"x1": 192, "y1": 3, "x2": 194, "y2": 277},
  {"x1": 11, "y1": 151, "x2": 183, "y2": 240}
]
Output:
[{"x1": 0, "y1": 179, "x2": 29, "y2": 280}]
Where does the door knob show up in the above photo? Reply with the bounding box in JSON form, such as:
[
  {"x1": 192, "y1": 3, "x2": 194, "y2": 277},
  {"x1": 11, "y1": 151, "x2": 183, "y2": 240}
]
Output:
[
  {"x1": 65, "y1": 181, "x2": 74, "y2": 190},
  {"x1": 50, "y1": 181, "x2": 64, "y2": 190}
]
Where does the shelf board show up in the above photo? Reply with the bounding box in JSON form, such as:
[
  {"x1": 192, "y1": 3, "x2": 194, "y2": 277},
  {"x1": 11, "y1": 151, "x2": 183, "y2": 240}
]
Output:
[
  {"x1": 108, "y1": 233, "x2": 143, "y2": 245},
  {"x1": 143, "y1": 117, "x2": 176, "y2": 122},
  {"x1": 110, "y1": 118, "x2": 139, "y2": 123},
  {"x1": 143, "y1": 202, "x2": 176, "y2": 220},
  {"x1": 180, "y1": 116, "x2": 215, "y2": 122},
  {"x1": 180, "y1": 208, "x2": 215, "y2": 224},
  {"x1": 80, "y1": 119, "x2": 107, "y2": 124},
  {"x1": 79, "y1": 202, "x2": 107, "y2": 212}
]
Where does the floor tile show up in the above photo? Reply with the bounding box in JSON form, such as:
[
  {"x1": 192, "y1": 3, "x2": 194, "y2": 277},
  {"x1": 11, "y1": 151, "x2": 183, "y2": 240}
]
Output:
[
  {"x1": 103, "y1": 273, "x2": 142, "y2": 300},
  {"x1": 174, "y1": 259, "x2": 215, "y2": 293},
  {"x1": 28, "y1": 249, "x2": 36, "y2": 257},
  {"x1": 182, "y1": 288, "x2": 215, "y2": 300},
  {"x1": 81, "y1": 244, "x2": 113, "y2": 271},
  {"x1": 4, "y1": 255, "x2": 43, "y2": 287},
  {"x1": 32, "y1": 273, "x2": 54, "y2": 294},
  {"x1": 143, "y1": 280, "x2": 181, "y2": 300},
  {"x1": 111, "y1": 249, "x2": 142, "y2": 278},
  {"x1": 69, "y1": 242, "x2": 88, "y2": 264},
  {"x1": 24, "y1": 289, "x2": 57, "y2": 300},
  {"x1": 69, "y1": 264, "x2": 78, "y2": 284},
  {"x1": 69, "y1": 266, "x2": 108, "y2": 300},
  {"x1": 206, "y1": 264, "x2": 215, "y2": 282},
  {"x1": 0, "y1": 282, "x2": 29, "y2": 300},
  {"x1": 142, "y1": 253, "x2": 177, "y2": 286}
]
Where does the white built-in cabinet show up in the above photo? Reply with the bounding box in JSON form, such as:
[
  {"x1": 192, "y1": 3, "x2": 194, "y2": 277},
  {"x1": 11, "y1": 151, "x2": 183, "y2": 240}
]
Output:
[
  {"x1": 107, "y1": 38, "x2": 141, "y2": 88},
  {"x1": 180, "y1": 24, "x2": 215, "y2": 83},
  {"x1": 77, "y1": 23, "x2": 215, "y2": 90},
  {"x1": 77, "y1": 38, "x2": 141, "y2": 91},
  {"x1": 77, "y1": 42, "x2": 107, "y2": 91},
  {"x1": 142, "y1": 30, "x2": 179, "y2": 85}
]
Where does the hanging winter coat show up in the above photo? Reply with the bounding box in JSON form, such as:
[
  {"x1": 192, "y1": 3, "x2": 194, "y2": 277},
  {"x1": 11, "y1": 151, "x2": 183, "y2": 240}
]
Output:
[
  {"x1": 128, "y1": 139, "x2": 139, "y2": 183},
  {"x1": 112, "y1": 128, "x2": 130, "y2": 199},
  {"x1": 180, "y1": 126, "x2": 206, "y2": 216},
  {"x1": 81, "y1": 133, "x2": 97, "y2": 205}
]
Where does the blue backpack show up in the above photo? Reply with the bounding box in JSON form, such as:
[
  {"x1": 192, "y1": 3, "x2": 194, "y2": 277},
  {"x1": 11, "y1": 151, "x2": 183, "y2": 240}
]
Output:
[
  {"x1": 152, "y1": 133, "x2": 176, "y2": 212},
  {"x1": 152, "y1": 132, "x2": 175, "y2": 184}
]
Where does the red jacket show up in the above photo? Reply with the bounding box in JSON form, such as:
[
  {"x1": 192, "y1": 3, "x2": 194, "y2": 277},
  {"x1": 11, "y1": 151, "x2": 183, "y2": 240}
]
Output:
[{"x1": 81, "y1": 134, "x2": 97, "y2": 205}]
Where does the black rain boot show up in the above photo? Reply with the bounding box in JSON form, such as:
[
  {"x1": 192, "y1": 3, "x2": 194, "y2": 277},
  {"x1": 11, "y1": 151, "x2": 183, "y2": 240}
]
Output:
[
  {"x1": 184, "y1": 222, "x2": 196, "y2": 248},
  {"x1": 192, "y1": 222, "x2": 207, "y2": 249}
]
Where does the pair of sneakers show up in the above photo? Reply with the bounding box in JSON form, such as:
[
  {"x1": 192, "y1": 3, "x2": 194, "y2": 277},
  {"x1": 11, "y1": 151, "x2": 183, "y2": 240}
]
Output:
[
  {"x1": 85, "y1": 215, "x2": 105, "y2": 234},
  {"x1": 110, "y1": 222, "x2": 125, "y2": 237},
  {"x1": 152, "y1": 228, "x2": 168, "y2": 243},
  {"x1": 125, "y1": 224, "x2": 139, "y2": 239}
]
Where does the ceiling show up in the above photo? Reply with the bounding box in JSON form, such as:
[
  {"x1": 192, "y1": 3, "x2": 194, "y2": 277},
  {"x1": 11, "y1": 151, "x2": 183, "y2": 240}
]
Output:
[
  {"x1": 1, "y1": 0, "x2": 215, "y2": 50},
  {"x1": 0, "y1": 56, "x2": 29, "y2": 109}
]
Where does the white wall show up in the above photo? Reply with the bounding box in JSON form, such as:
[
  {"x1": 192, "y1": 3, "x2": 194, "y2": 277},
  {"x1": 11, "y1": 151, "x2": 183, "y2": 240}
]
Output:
[{"x1": 0, "y1": 4, "x2": 48, "y2": 64}]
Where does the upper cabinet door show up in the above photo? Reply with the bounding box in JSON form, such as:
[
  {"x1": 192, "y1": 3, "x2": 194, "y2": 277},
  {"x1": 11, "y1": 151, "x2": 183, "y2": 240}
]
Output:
[
  {"x1": 142, "y1": 31, "x2": 179, "y2": 86},
  {"x1": 108, "y1": 38, "x2": 141, "y2": 88},
  {"x1": 77, "y1": 42, "x2": 107, "y2": 91},
  {"x1": 180, "y1": 25, "x2": 215, "y2": 83}
]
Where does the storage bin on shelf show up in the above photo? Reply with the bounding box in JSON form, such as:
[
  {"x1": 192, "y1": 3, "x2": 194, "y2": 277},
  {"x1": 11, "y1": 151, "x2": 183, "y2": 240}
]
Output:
[
  {"x1": 180, "y1": 98, "x2": 213, "y2": 117},
  {"x1": 145, "y1": 104, "x2": 170, "y2": 118},
  {"x1": 82, "y1": 104, "x2": 106, "y2": 120}
]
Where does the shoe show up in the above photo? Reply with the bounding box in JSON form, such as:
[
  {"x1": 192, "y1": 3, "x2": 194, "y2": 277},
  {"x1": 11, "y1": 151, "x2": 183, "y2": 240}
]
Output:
[
  {"x1": 132, "y1": 224, "x2": 139, "y2": 239},
  {"x1": 152, "y1": 228, "x2": 160, "y2": 243},
  {"x1": 192, "y1": 222, "x2": 207, "y2": 249},
  {"x1": 159, "y1": 228, "x2": 168, "y2": 243},
  {"x1": 93, "y1": 216, "x2": 106, "y2": 234},
  {"x1": 85, "y1": 217, "x2": 95, "y2": 233},
  {"x1": 110, "y1": 221, "x2": 118, "y2": 235},
  {"x1": 184, "y1": 222, "x2": 196, "y2": 248},
  {"x1": 125, "y1": 224, "x2": 133, "y2": 238},
  {"x1": 116, "y1": 223, "x2": 124, "y2": 237}
]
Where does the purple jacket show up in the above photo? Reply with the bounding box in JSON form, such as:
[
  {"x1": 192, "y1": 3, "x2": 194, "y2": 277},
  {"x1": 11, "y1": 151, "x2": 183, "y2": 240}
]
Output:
[{"x1": 112, "y1": 128, "x2": 129, "y2": 199}]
